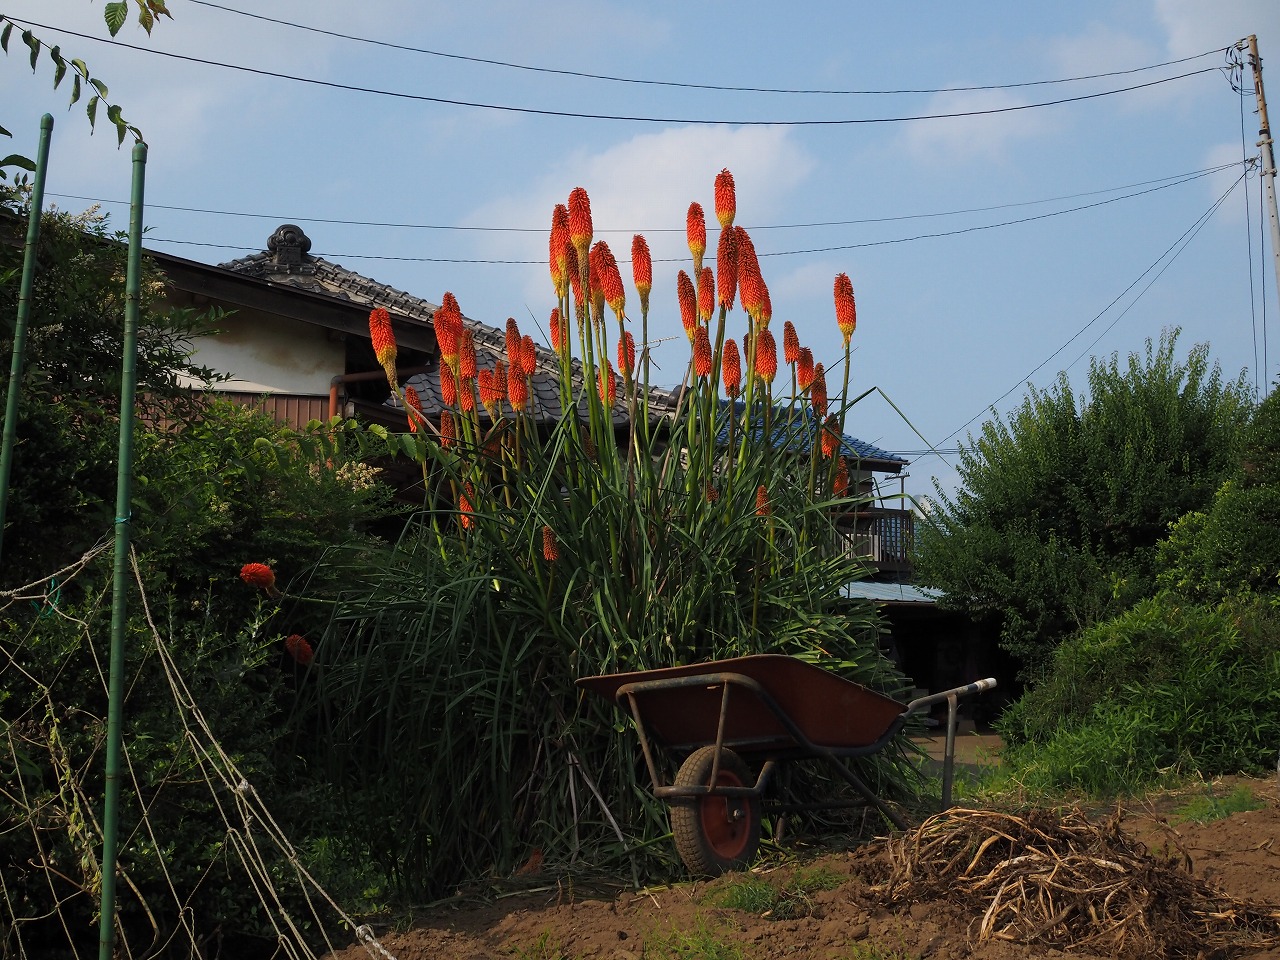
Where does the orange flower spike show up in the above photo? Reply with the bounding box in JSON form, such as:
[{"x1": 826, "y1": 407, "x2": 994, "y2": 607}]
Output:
[
  {"x1": 566, "y1": 244, "x2": 584, "y2": 321},
  {"x1": 477, "y1": 369, "x2": 498, "y2": 418},
  {"x1": 686, "y1": 201, "x2": 707, "y2": 275},
  {"x1": 460, "y1": 328, "x2": 477, "y2": 380},
  {"x1": 459, "y1": 379, "x2": 476, "y2": 412},
  {"x1": 459, "y1": 481, "x2": 476, "y2": 531},
  {"x1": 617, "y1": 330, "x2": 636, "y2": 378},
  {"x1": 722, "y1": 338, "x2": 742, "y2": 398},
  {"x1": 567, "y1": 186, "x2": 593, "y2": 261},
  {"x1": 598, "y1": 361, "x2": 617, "y2": 407},
  {"x1": 705, "y1": 483, "x2": 720, "y2": 504},
  {"x1": 760, "y1": 284, "x2": 773, "y2": 328},
  {"x1": 240, "y1": 562, "x2": 276, "y2": 591},
  {"x1": 677, "y1": 270, "x2": 697, "y2": 341},
  {"x1": 369, "y1": 307, "x2": 398, "y2": 386},
  {"x1": 549, "y1": 204, "x2": 569, "y2": 298},
  {"x1": 542, "y1": 525, "x2": 560, "y2": 562},
  {"x1": 507, "y1": 361, "x2": 529, "y2": 410},
  {"x1": 714, "y1": 168, "x2": 736, "y2": 229},
  {"x1": 735, "y1": 226, "x2": 765, "y2": 323},
  {"x1": 755, "y1": 484, "x2": 771, "y2": 518},
  {"x1": 405, "y1": 385, "x2": 423, "y2": 433},
  {"x1": 834, "y1": 460, "x2": 849, "y2": 498},
  {"x1": 593, "y1": 240, "x2": 626, "y2": 321},
  {"x1": 440, "y1": 411, "x2": 457, "y2": 448},
  {"x1": 493, "y1": 360, "x2": 508, "y2": 402},
  {"x1": 811, "y1": 363, "x2": 828, "y2": 419},
  {"x1": 436, "y1": 294, "x2": 462, "y2": 371},
  {"x1": 631, "y1": 234, "x2": 652, "y2": 315},
  {"x1": 797, "y1": 347, "x2": 815, "y2": 391},
  {"x1": 834, "y1": 272, "x2": 857, "y2": 347},
  {"x1": 782, "y1": 321, "x2": 800, "y2": 365},
  {"x1": 284, "y1": 634, "x2": 314, "y2": 666},
  {"x1": 821, "y1": 414, "x2": 840, "y2": 458},
  {"x1": 755, "y1": 328, "x2": 778, "y2": 385},
  {"x1": 440, "y1": 365, "x2": 458, "y2": 407},
  {"x1": 506, "y1": 318, "x2": 522, "y2": 373},
  {"x1": 521, "y1": 335, "x2": 537, "y2": 378},
  {"x1": 716, "y1": 226, "x2": 737, "y2": 312},
  {"x1": 549, "y1": 307, "x2": 563, "y2": 354},
  {"x1": 698, "y1": 266, "x2": 715, "y2": 324},
  {"x1": 693, "y1": 326, "x2": 712, "y2": 378}
]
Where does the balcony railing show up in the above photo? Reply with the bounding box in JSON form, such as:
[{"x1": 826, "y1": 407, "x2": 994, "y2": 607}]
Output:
[{"x1": 833, "y1": 506, "x2": 914, "y2": 577}]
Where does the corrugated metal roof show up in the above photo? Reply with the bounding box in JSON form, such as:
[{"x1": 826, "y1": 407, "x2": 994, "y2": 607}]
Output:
[{"x1": 841, "y1": 581, "x2": 941, "y2": 604}]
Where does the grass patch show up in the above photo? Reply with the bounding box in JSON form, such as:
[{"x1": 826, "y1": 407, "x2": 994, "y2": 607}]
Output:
[
  {"x1": 712, "y1": 866, "x2": 845, "y2": 920},
  {"x1": 1173, "y1": 784, "x2": 1265, "y2": 824},
  {"x1": 646, "y1": 919, "x2": 744, "y2": 960},
  {"x1": 510, "y1": 930, "x2": 569, "y2": 960}
]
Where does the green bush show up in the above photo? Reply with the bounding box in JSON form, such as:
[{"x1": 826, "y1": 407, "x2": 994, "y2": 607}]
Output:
[{"x1": 999, "y1": 595, "x2": 1280, "y2": 794}]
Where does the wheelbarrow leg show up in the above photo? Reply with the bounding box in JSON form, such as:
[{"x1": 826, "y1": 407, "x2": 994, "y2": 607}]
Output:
[{"x1": 825, "y1": 755, "x2": 908, "y2": 831}]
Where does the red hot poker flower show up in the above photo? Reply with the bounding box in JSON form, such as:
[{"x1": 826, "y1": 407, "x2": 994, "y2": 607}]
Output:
[
  {"x1": 477, "y1": 369, "x2": 499, "y2": 418},
  {"x1": 440, "y1": 410, "x2": 457, "y2": 448},
  {"x1": 755, "y1": 328, "x2": 778, "y2": 385},
  {"x1": 677, "y1": 270, "x2": 697, "y2": 341},
  {"x1": 568, "y1": 186, "x2": 593, "y2": 260},
  {"x1": 632, "y1": 234, "x2": 652, "y2": 314},
  {"x1": 598, "y1": 361, "x2": 616, "y2": 407},
  {"x1": 717, "y1": 227, "x2": 737, "y2": 312},
  {"x1": 783, "y1": 321, "x2": 800, "y2": 365},
  {"x1": 811, "y1": 363, "x2": 828, "y2": 420},
  {"x1": 440, "y1": 365, "x2": 458, "y2": 407},
  {"x1": 459, "y1": 482, "x2": 476, "y2": 531},
  {"x1": 285, "y1": 634, "x2": 314, "y2": 666},
  {"x1": 834, "y1": 272, "x2": 857, "y2": 347},
  {"x1": 722, "y1": 338, "x2": 742, "y2": 398},
  {"x1": 617, "y1": 330, "x2": 636, "y2": 378},
  {"x1": 714, "y1": 168, "x2": 736, "y2": 229},
  {"x1": 460, "y1": 329, "x2": 477, "y2": 380},
  {"x1": 508, "y1": 362, "x2": 529, "y2": 410},
  {"x1": 755, "y1": 484, "x2": 771, "y2": 518},
  {"x1": 698, "y1": 266, "x2": 715, "y2": 323},
  {"x1": 369, "y1": 308, "x2": 398, "y2": 386},
  {"x1": 550, "y1": 204, "x2": 569, "y2": 298},
  {"x1": 797, "y1": 347, "x2": 815, "y2": 391},
  {"x1": 693, "y1": 326, "x2": 712, "y2": 378},
  {"x1": 686, "y1": 202, "x2": 707, "y2": 274},
  {"x1": 542, "y1": 526, "x2": 560, "y2": 562},
  {"x1": 506, "y1": 318, "x2": 522, "y2": 373},
  {"x1": 521, "y1": 335, "x2": 537, "y2": 378},
  {"x1": 493, "y1": 360, "x2": 508, "y2": 402},
  {"x1": 549, "y1": 308, "x2": 563, "y2": 354},
  {"x1": 735, "y1": 227, "x2": 766, "y2": 323},
  {"x1": 834, "y1": 459, "x2": 849, "y2": 498},
  {"x1": 405, "y1": 385, "x2": 423, "y2": 432},
  {"x1": 593, "y1": 240, "x2": 626, "y2": 320},
  {"x1": 436, "y1": 293, "x2": 463, "y2": 371},
  {"x1": 821, "y1": 414, "x2": 840, "y2": 458}
]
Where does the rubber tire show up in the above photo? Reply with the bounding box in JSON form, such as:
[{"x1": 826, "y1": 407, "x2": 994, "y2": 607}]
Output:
[{"x1": 670, "y1": 745, "x2": 761, "y2": 877}]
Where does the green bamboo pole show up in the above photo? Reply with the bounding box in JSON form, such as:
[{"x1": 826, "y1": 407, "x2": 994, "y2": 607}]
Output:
[
  {"x1": 0, "y1": 114, "x2": 54, "y2": 566},
  {"x1": 99, "y1": 139, "x2": 147, "y2": 960}
]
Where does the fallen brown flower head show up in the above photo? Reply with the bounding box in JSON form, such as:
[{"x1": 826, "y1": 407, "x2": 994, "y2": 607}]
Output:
[{"x1": 874, "y1": 807, "x2": 1280, "y2": 959}]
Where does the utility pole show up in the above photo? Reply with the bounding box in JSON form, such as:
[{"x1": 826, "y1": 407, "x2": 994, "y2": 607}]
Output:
[{"x1": 1246, "y1": 35, "x2": 1280, "y2": 385}]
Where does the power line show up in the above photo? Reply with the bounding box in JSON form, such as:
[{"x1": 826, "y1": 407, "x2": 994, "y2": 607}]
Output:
[
  {"x1": 10, "y1": 16, "x2": 1224, "y2": 126},
  {"x1": 187, "y1": 0, "x2": 1229, "y2": 99},
  {"x1": 48, "y1": 162, "x2": 1241, "y2": 234},
  {"x1": 938, "y1": 172, "x2": 1247, "y2": 446}
]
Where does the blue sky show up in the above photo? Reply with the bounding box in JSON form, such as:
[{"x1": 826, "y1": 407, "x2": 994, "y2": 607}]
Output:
[{"x1": 4, "y1": 0, "x2": 1278, "y2": 502}]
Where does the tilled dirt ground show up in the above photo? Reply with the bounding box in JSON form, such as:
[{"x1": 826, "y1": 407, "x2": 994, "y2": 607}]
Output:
[{"x1": 329, "y1": 775, "x2": 1280, "y2": 960}]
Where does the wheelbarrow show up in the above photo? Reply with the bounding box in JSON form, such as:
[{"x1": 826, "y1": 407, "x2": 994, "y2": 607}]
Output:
[{"x1": 577, "y1": 654, "x2": 996, "y2": 876}]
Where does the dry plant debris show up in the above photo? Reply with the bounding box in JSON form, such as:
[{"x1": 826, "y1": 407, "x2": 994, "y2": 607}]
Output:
[{"x1": 874, "y1": 807, "x2": 1280, "y2": 958}]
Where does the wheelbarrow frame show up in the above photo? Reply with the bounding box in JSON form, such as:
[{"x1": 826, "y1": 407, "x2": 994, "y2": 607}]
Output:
[{"x1": 577, "y1": 655, "x2": 996, "y2": 871}]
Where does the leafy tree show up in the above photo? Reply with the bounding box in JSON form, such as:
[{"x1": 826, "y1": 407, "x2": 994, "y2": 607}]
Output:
[{"x1": 914, "y1": 329, "x2": 1252, "y2": 679}]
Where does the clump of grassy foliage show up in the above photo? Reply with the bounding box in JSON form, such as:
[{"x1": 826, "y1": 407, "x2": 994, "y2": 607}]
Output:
[
  {"x1": 1173, "y1": 784, "x2": 1266, "y2": 825},
  {"x1": 714, "y1": 866, "x2": 844, "y2": 919}
]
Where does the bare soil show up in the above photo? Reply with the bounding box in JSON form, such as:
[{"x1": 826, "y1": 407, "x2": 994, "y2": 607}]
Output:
[{"x1": 329, "y1": 774, "x2": 1280, "y2": 960}]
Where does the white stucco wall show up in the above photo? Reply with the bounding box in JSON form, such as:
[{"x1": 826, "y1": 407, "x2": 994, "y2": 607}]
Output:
[{"x1": 182, "y1": 312, "x2": 344, "y2": 394}]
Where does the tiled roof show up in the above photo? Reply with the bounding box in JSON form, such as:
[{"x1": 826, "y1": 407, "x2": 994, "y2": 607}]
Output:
[{"x1": 714, "y1": 402, "x2": 908, "y2": 470}]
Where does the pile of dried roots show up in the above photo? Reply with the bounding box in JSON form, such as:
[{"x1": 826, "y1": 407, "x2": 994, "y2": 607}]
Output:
[{"x1": 874, "y1": 808, "x2": 1280, "y2": 958}]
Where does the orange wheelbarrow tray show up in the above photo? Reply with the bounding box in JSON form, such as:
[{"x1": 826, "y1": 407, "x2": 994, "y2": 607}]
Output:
[{"x1": 576, "y1": 654, "x2": 996, "y2": 876}]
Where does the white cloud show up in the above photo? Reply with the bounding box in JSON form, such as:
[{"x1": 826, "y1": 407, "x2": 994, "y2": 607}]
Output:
[
  {"x1": 1049, "y1": 22, "x2": 1156, "y2": 77},
  {"x1": 1153, "y1": 0, "x2": 1276, "y2": 57},
  {"x1": 900, "y1": 89, "x2": 1056, "y2": 165}
]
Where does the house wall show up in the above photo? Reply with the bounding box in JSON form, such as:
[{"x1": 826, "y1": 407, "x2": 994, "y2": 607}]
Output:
[{"x1": 181, "y1": 310, "x2": 345, "y2": 394}]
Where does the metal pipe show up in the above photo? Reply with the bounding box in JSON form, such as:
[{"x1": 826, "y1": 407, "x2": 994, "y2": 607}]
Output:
[
  {"x1": 329, "y1": 366, "x2": 432, "y2": 418},
  {"x1": 100, "y1": 139, "x2": 147, "y2": 960},
  {"x1": 0, "y1": 114, "x2": 54, "y2": 565}
]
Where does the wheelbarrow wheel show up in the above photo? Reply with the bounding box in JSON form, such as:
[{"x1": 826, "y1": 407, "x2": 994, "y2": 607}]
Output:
[{"x1": 670, "y1": 745, "x2": 761, "y2": 876}]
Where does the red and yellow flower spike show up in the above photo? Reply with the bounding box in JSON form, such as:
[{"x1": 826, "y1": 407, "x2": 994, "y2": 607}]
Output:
[
  {"x1": 755, "y1": 484, "x2": 771, "y2": 518},
  {"x1": 566, "y1": 244, "x2": 584, "y2": 320},
  {"x1": 592, "y1": 240, "x2": 626, "y2": 321},
  {"x1": 506, "y1": 318, "x2": 522, "y2": 372},
  {"x1": 834, "y1": 272, "x2": 856, "y2": 347},
  {"x1": 405, "y1": 384, "x2": 423, "y2": 432},
  {"x1": 693, "y1": 326, "x2": 712, "y2": 378},
  {"x1": 821, "y1": 414, "x2": 840, "y2": 458},
  {"x1": 833, "y1": 459, "x2": 849, "y2": 498},
  {"x1": 783, "y1": 321, "x2": 800, "y2": 366},
  {"x1": 598, "y1": 361, "x2": 617, "y2": 407},
  {"x1": 477, "y1": 369, "x2": 500, "y2": 419},
  {"x1": 811, "y1": 362, "x2": 828, "y2": 419},
  {"x1": 440, "y1": 410, "x2": 457, "y2": 448},
  {"x1": 542, "y1": 526, "x2": 559, "y2": 562},
  {"x1": 440, "y1": 365, "x2": 458, "y2": 407},
  {"x1": 677, "y1": 270, "x2": 697, "y2": 342},
  {"x1": 722, "y1": 338, "x2": 742, "y2": 398},
  {"x1": 460, "y1": 328, "x2": 477, "y2": 381},
  {"x1": 617, "y1": 330, "x2": 636, "y2": 378},
  {"x1": 459, "y1": 481, "x2": 476, "y2": 531},
  {"x1": 284, "y1": 634, "x2": 314, "y2": 666},
  {"x1": 698, "y1": 266, "x2": 715, "y2": 324},
  {"x1": 459, "y1": 378, "x2": 476, "y2": 412},
  {"x1": 369, "y1": 307, "x2": 398, "y2": 387},
  {"x1": 755, "y1": 328, "x2": 777, "y2": 385},
  {"x1": 508, "y1": 361, "x2": 529, "y2": 410},
  {"x1": 568, "y1": 186, "x2": 592, "y2": 262},
  {"x1": 735, "y1": 227, "x2": 766, "y2": 324},
  {"x1": 686, "y1": 201, "x2": 706, "y2": 275},
  {"x1": 550, "y1": 204, "x2": 569, "y2": 298},
  {"x1": 631, "y1": 234, "x2": 652, "y2": 315},
  {"x1": 714, "y1": 168, "x2": 736, "y2": 230},
  {"x1": 435, "y1": 294, "x2": 463, "y2": 372},
  {"x1": 493, "y1": 360, "x2": 508, "y2": 403},
  {"x1": 549, "y1": 308, "x2": 564, "y2": 354},
  {"x1": 521, "y1": 335, "x2": 537, "y2": 378},
  {"x1": 716, "y1": 227, "x2": 737, "y2": 312},
  {"x1": 797, "y1": 347, "x2": 815, "y2": 391}
]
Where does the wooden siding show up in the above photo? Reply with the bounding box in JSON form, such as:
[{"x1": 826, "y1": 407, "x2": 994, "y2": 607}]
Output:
[{"x1": 218, "y1": 391, "x2": 331, "y2": 428}]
